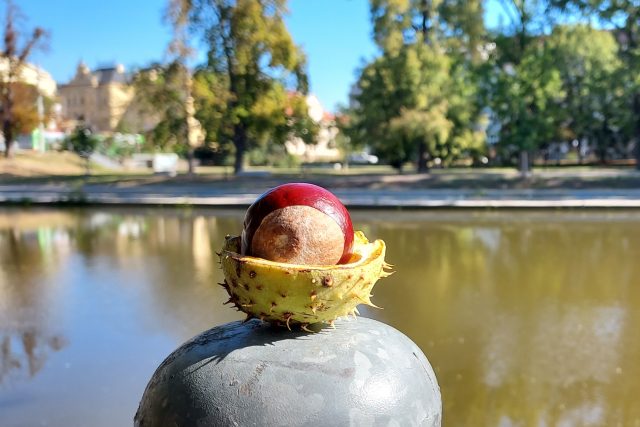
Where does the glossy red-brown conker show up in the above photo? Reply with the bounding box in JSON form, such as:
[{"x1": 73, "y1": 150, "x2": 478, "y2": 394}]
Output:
[{"x1": 241, "y1": 183, "x2": 354, "y2": 264}]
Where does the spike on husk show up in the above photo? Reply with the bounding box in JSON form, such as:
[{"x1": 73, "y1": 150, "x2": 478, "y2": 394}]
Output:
[{"x1": 219, "y1": 230, "x2": 389, "y2": 330}]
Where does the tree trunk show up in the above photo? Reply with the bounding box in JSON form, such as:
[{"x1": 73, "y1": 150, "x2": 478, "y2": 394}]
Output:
[
  {"x1": 1, "y1": 8, "x2": 44, "y2": 158},
  {"x1": 417, "y1": 141, "x2": 429, "y2": 173},
  {"x1": 186, "y1": 148, "x2": 195, "y2": 175},
  {"x1": 3, "y1": 119, "x2": 13, "y2": 158},
  {"x1": 233, "y1": 123, "x2": 247, "y2": 175},
  {"x1": 518, "y1": 150, "x2": 530, "y2": 177},
  {"x1": 419, "y1": 0, "x2": 431, "y2": 42},
  {"x1": 577, "y1": 138, "x2": 584, "y2": 165},
  {"x1": 3, "y1": 85, "x2": 14, "y2": 158},
  {"x1": 596, "y1": 137, "x2": 607, "y2": 164}
]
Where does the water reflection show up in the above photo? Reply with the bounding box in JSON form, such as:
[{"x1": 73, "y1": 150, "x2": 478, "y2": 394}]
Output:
[
  {"x1": 360, "y1": 212, "x2": 640, "y2": 426},
  {"x1": 0, "y1": 223, "x2": 69, "y2": 387},
  {"x1": 0, "y1": 331, "x2": 67, "y2": 384},
  {"x1": 0, "y1": 208, "x2": 639, "y2": 426}
]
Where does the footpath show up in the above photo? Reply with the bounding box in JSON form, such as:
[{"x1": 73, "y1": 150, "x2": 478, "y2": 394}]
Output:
[{"x1": 2, "y1": 179, "x2": 640, "y2": 208}]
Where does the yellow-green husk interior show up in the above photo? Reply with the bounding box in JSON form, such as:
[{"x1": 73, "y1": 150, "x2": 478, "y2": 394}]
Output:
[{"x1": 219, "y1": 231, "x2": 391, "y2": 329}]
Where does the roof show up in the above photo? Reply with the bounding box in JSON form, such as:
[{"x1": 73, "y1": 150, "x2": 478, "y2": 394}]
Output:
[
  {"x1": 93, "y1": 67, "x2": 127, "y2": 85},
  {"x1": 62, "y1": 63, "x2": 128, "y2": 87},
  {"x1": 323, "y1": 111, "x2": 335, "y2": 122}
]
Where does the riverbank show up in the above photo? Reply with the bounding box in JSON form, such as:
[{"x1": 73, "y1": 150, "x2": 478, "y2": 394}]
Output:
[
  {"x1": 2, "y1": 177, "x2": 640, "y2": 208},
  {"x1": 3, "y1": 152, "x2": 640, "y2": 208}
]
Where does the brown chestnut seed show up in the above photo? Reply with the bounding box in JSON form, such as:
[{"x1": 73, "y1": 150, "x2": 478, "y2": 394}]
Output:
[
  {"x1": 241, "y1": 183, "x2": 354, "y2": 264},
  {"x1": 251, "y1": 205, "x2": 345, "y2": 265}
]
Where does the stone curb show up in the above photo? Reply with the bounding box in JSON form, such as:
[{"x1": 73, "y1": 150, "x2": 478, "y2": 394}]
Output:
[{"x1": 3, "y1": 190, "x2": 640, "y2": 208}]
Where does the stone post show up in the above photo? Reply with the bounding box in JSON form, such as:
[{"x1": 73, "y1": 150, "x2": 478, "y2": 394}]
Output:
[{"x1": 135, "y1": 317, "x2": 441, "y2": 426}]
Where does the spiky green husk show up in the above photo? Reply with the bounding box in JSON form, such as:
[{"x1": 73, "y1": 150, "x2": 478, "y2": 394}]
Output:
[{"x1": 219, "y1": 231, "x2": 391, "y2": 330}]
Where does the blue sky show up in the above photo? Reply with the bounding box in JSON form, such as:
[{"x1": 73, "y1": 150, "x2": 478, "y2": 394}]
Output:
[{"x1": 14, "y1": 0, "x2": 505, "y2": 112}]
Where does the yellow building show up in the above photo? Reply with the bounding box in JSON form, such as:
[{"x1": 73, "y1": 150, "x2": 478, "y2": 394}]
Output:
[
  {"x1": 58, "y1": 62, "x2": 133, "y2": 133},
  {"x1": 285, "y1": 94, "x2": 340, "y2": 163},
  {"x1": 0, "y1": 59, "x2": 57, "y2": 98}
]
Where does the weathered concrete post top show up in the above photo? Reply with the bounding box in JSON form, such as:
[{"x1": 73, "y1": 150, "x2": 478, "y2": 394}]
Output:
[{"x1": 135, "y1": 317, "x2": 441, "y2": 426}]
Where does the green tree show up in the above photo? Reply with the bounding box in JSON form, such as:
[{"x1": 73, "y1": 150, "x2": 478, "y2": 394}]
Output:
[
  {"x1": 484, "y1": 0, "x2": 560, "y2": 173},
  {"x1": 128, "y1": 1, "x2": 226, "y2": 170},
  {"x1": 191, "y1": 67, "x2": 232, "y2": 163},
  {"x1": 550, "y1": 0, "x2": 640, "y2": 167},
  {"x1": 491, "y1": 0, "x2": 548, "y2": 59},
  {"x1": 488, "y1": 39, "x2": 564, "y2": 170},
  {"x1": 131, "y1": 62, "x2": 191, "y2": 153},
  {"x1": 165, "y1": 0, "x2": 207, "y2": 175},
  {"x1": 184, "y1": 0, "x2": 314, "y2": 174},
  {"x1": 546, "y1": 24, "x2": 626, "y2": 163},
  {"x1": 352, "y1": 45, "x2": 453, "y2": 172},
  {"x1": 6, "y1": 82, "x2": 52, "y2": 138},
  {"x1": 370, "y1": 0, "x2": 485, "y2": 59},
  {"x1": 347, "y1": 0, "x2": 486, "y2": 173},
  {"x1": 0, "y1": 0, "x2": 46, "y2": 157},
  {"x1": 66, "y1": 122, "x2": 98, "y2": 176},
  {"x1": 126, "y1": 0, "x2": 204, "y2": 173}
]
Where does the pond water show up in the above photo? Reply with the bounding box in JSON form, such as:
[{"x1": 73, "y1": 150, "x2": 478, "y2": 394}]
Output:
[{"x1": 1, "y1": 207, "x2": 639, "y2": 426}]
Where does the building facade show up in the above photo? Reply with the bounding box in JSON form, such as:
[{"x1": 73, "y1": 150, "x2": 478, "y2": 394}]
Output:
[
  {"x1": 0, "y1": 59, "x2": 57, "y2": 98},
  {"x1": 285, "y1": 94, "x2": 341, "y2": 163},
  {"x1": 58, "y1": 62, "x2": 133, "y2": 133}
]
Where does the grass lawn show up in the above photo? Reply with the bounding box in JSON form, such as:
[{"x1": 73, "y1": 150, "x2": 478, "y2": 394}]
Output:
[{"x1": 1, "y1": 151, "x2": 639, "y2": 190}]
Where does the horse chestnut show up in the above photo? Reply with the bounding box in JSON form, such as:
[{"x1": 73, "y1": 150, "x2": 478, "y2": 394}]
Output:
[{"x1": 241, "y1": 183, "x2": 354, "y2": 265}]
